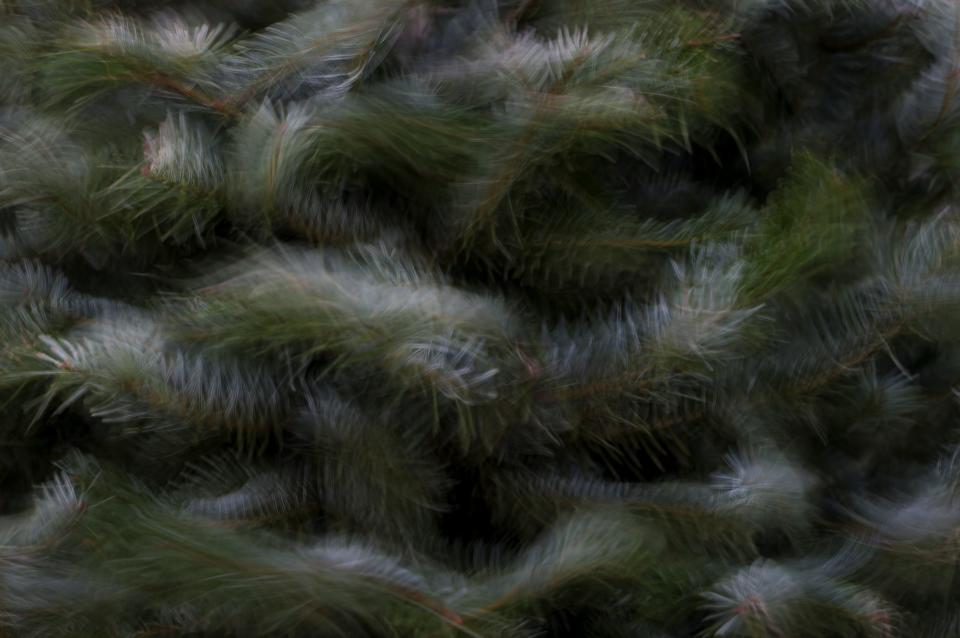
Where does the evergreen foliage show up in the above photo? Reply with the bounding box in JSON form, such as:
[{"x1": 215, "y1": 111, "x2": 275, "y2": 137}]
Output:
[{"x1": 0, "y1": 0, "x2": 959, "y2": 635}]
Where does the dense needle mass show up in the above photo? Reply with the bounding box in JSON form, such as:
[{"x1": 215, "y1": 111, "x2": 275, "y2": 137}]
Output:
[{"x1": 1, "y1": 0, "x2": 960, "y2": 636}]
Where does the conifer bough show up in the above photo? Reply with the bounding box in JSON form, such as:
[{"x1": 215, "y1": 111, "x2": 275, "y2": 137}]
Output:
[{"x1": 1, "y1": 0, "x2": 959, "y2": 636}]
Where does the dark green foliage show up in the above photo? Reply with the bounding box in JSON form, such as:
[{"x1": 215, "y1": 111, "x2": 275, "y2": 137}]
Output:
[{"x1": 1, "y1": 0, "x2": 960, "y2": 636}]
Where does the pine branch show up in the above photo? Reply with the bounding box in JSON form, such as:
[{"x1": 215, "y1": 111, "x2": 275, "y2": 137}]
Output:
[
  {"x1": 39, "y1": 14, "x2": 235, "y2": 112},
  {"x1": 447, "y1": 10, "x2": 743, "y2": 249},
  {"x1": 59, "y1": 455, "x2": 467, "y2": 636},
  {"x1": 217, "y1": 0, "x2": 414, "y2": 108},
  {"x1": 502, "y1": 191, "x2": 755, "y2": 288},
  {"x1": 18, "y1": 318, "x2": 287, "y2": 448},
  {"x1": 170, "y1": 245, "x2": 539, "y2": 452},
  {"x1": 528, "y1": 448, "x2": 815, "y2": 550},
  {"x1": 455, "y1": 510, "x2": 655, "y2": 620},
  {"x1": 702, "y1": 559, "x2": 893, "y2": 638},
  {"x1": 739, "y1": 152, "x2": 870, "y2": 302},
  {"x1": 294, "y1": 387, "x2": 451, "y2": 538}
]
